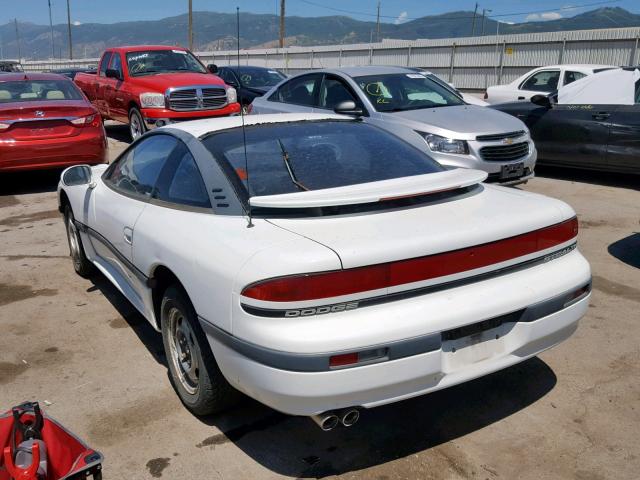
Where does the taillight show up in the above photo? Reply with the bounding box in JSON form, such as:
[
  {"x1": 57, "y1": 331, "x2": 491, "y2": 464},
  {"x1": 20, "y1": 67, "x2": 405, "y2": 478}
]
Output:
[
  {"x1": 70, "y1": 114, "x2": 98, "y2": 127},
  {"x1": 241, "y1": 217, "x2": 578, "y2": 302}
]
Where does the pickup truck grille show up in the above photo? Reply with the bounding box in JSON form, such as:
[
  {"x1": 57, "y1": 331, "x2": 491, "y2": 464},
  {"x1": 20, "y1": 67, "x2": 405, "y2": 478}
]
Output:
[
  {"x1": 167, "y1": 86, "x2": 227, "y2": 111},
  {"x1": 480, "y1": 142, "x2": 529, "y2": 162}
]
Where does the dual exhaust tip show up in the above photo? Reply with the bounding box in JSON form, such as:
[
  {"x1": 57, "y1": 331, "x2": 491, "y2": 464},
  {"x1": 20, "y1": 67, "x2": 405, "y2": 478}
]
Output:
[{"x1": 311, "y1": 408, "x2": 360, "y2": 431}]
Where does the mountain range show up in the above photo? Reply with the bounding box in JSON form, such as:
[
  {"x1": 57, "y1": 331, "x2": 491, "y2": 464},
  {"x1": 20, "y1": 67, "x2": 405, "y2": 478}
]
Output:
[{"x1": 1, "y1": 7, "x2": 639, "y2": 60}]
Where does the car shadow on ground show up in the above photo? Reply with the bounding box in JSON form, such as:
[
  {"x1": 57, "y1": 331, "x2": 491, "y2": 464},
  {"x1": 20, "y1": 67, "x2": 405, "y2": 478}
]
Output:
[
  {"x1": 104, "y1": 122, "x2": 132, "y2": 145},
  {"x1": 90, "y1": 270, "x2": 558, "y2": 478},
  {"x1": 195, "y1": 357, "x2": 557, "y2": 478},
  {"x1": 608, "y1": 232, "x2": 640, "y2": 269},
  {"x1": 535, "y1": 165, "x2": 639, "y2": 191},
  {"x1": 88, "y1": 273, "x2": 167, "y2": 367},
  {"x1": 0, "y1": 169, "x2": 62, "y2": 195}
]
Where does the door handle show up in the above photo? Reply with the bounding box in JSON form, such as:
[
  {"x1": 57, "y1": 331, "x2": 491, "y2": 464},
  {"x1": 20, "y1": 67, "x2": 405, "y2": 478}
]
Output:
[
  {"x1": 123, "y1": 227, "x2": 133, "y2": 245},
  {"x1": 592, "y1": 112, "x2": 610, "y2": 120},
  {"x1": 517, "y1": 96, "x2": 525, "y2": 100}
]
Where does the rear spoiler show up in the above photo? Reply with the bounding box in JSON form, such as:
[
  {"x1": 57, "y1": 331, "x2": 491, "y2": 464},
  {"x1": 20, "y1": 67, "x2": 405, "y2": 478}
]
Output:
[{"x1": 249, "y1": 169, "x2": 487, "y2": 209}]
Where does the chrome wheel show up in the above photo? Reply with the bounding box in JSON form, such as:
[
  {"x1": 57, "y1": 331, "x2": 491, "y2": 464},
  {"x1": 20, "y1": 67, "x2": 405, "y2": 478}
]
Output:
[
  {"x1": 129, "y1": 110, "x2": 144, "y2": 140},
  {"x1": 67, "y1": 216, "x2": 82, "y2": 269},
  {"x1": 167, "y1": 307, "x2": 200, "y2": 395}
]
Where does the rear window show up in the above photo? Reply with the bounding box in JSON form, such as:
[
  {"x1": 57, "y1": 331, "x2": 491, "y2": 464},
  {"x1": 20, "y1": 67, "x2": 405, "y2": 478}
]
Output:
[
  {"x1": 0, "y1": 80, "x2": 83, "y2": 103},
  {"x1": 202, "y1": 120, "x2": 443, "y2": 198}
]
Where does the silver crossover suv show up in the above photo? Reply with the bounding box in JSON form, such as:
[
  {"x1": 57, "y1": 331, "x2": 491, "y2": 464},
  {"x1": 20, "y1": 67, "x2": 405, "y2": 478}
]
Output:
[{"x1": 250, "y1": 66, "x2": 536, "y2": 185}]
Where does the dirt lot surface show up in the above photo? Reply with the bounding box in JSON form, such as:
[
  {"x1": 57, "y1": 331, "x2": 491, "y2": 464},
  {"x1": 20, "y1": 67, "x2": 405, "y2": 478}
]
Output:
[{"x1": 1, "y1": 123, "x2": 639, "y2": 479}]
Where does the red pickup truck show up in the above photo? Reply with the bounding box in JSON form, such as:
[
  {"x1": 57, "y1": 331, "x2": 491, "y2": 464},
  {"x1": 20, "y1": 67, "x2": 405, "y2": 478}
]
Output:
[{"x1": 74, "y1": 45, "x2": 240, "y2": 140}]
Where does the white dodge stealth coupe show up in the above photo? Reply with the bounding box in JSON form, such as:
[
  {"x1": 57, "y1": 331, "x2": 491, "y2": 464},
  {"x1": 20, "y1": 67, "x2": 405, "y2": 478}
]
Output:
[{"x1": 58, "y1": 113, "x2": 591, "y2": 430}]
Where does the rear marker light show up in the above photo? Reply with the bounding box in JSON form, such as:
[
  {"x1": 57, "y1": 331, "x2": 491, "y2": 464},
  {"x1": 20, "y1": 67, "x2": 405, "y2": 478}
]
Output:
[
  {"x1": 329, "y1": 353, "x2": 359, "y2": 368},
  {"x1": 242, "y1": 217, "x2": 579, "y2": 303}
]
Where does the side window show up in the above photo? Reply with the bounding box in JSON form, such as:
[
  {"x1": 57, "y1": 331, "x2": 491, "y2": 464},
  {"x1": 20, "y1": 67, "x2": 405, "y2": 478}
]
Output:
[
  {"x1": 110, "y1": 52, "x2": 123, "y2": 78},
  {"x1": 272, "y1": 74, "x2": 321, "y2": 106},
  {"x1": 318, "y1": 76, "x2": 359, "y2": 110},
  {"x1": 105, "y1": 135, "x2": 178, "y2": 197},
  {"x1": 563, "y1": 70, "x2": 586, "y2": 86},
  {"x1": 635, "y1": 80, "x2": 640, "y2": 104},
  {"x1": 521, "y1": 70, "x2": 560, "y2": 92},
  {"x1": 158, "y1": 149, "x2": 211, "y2": 208},
  {"x1": 99, "y1": 52, "x2": 112, "y2": 77}
]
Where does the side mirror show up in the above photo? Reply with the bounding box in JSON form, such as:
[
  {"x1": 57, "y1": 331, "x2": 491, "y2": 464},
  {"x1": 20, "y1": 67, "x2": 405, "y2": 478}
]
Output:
[
  {"x1": 207, "y1": 64, "x2": 219, "y2": 74},
  {"x1": 105, "y1": 68, "x2": 122, "y2": 80},
  {"x1": 62, "y1": 165, "x2": 96, "y2": 188},
  {"x1": 531, "y1": 94, "x2": 551, "y2": 108},
  {"x1": 333, "y1": 100, "x2": 364, "y2": 117}
]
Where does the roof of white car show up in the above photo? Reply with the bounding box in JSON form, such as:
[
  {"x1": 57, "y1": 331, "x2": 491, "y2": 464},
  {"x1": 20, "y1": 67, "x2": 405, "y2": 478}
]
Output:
[
  {"x1": 164, "y1": 113, "x2": 352, "y2": 138},
  {"x1": 531, "y1": 64, "x2": 615, "y2": 70}
]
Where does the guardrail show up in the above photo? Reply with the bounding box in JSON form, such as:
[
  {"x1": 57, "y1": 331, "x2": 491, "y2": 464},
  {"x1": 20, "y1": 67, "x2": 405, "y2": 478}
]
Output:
[{"x1": 19, "y1": 26, "x2": 640, "y2": 90}]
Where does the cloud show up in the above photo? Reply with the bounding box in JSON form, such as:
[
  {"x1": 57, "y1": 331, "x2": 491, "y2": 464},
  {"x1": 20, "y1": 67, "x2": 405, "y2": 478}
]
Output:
[
  {"x1": 73, "y1": 20, "x2": 82, "y2": 26},
  {"x1": 525, "y1": 11, "x2": 562, "y2": 21},
  {"x1": 394, "y1": 11, "x2": 408, "y2": 25}
]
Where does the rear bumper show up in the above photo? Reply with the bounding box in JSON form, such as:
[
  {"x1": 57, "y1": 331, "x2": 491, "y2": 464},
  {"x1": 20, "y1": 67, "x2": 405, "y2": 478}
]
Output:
[
  {"x1": 142, "y1": 103, "x2": 241, "y2": 129},
  {"x1": 204, "y1": 293, "x2": 588, "y2": 416},
  {"x1": 0, "y1": 131, "x2": 107, "y2": 172},
  {"x1": 204, "y1": 248, "x2": 591, "y2": 415}
]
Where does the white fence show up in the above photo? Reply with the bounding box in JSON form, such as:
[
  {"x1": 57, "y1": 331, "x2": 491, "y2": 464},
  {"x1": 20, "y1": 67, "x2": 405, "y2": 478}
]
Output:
[{"x1": 20, "y1": 26, "x2": 640, "y2": 90}]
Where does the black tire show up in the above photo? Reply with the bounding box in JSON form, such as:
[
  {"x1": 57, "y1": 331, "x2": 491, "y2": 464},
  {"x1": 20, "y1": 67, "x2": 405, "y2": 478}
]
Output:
[
  {"x1": 161, "y1": 285, "x2": 238, "y2": 416},
  {"x1": 64, "y1": 205, "x2": 94, "y2": 278},
  {"x1": 128, "y1": 107, "x2": 146, "y2": 141}
]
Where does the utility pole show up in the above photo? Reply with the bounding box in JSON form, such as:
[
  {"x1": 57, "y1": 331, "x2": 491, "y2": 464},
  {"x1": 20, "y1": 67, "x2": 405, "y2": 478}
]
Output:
[
  {"x1": 470, "y1": 3, "x2": 478, "y2": 36},
  {"x1": 279, "y1": 0, "x2": 285, "y2": 48},
  {"x1": 376, "y1": 0, "x2": 381, "y2": 42},
  {"x1": 188, "y1": 0, "x2": 193, "y2": 50},
  {"x1": 48, "y1": 0, "x2": 55, "y2": 59},
  {"x1": 14, "y1": 19, "x2": 22, "y2": 61},
  {"x1": 481, "y1": 9, "x2": 491, "y2": 36},
  {"x1": 66, "y1": 0, "x2": 72, "y2": 59}
]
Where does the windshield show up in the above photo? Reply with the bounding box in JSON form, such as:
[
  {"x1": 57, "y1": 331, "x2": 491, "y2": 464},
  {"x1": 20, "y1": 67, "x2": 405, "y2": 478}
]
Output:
[
  {"x1": 236, "y1": 68, "x2": 285, "y2": 88},
  {"x1": 126, "y1": 49, "x2": 206, "y2": 77},
  {"x1": 202, "y1": 120, "x2": 443, "y2": 198},
  {"x1": 355, "y1": 73, "x2": 465, "y2": 112},
  {"x1": 0, "y1": 80, "x2": 83, "y2": 103}
]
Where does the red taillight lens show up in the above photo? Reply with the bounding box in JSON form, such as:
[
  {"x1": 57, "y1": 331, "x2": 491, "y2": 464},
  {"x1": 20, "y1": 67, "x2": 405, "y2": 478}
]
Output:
[
  {"x1": 241, "y1": 217, "x2": 578, "y2": 303},
  {"x1": 329, "y1": 353, "x2": 359, "y2": 368}
]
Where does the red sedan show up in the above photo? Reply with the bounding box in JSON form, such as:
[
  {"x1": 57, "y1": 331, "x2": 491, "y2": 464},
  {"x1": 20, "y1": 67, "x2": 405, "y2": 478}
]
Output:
[{"x1": 0, "y1": 73, "x2": 107, "y2": 172}]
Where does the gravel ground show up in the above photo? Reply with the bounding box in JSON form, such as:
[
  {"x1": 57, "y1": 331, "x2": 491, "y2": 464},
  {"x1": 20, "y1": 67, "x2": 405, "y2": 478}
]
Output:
[{"x1": 1, "y1": 123, "x2": 639, "y2": 479}]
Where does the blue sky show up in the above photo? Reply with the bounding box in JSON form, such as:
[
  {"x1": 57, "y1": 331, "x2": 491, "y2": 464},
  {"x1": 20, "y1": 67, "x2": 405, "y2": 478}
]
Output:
[{"x1": 2, "y1": 0, "x2": 638, "y2": 26}]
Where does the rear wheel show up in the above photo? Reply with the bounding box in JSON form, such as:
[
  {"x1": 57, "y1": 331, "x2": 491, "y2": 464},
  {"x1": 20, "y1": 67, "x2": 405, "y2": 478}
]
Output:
[
  {"x1": 64, "y1": 205, "x2": 94, "y2": 278},
  {"x1": 161, "y1": 285, "x2": 238, "y2": 415},
  {"x1": 128, "y1": 107, "x2": 146, "y2": 141}
]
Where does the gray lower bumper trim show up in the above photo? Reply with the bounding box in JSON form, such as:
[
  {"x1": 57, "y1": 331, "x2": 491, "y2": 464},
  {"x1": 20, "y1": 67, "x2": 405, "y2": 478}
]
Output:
[{"x1": 198, "y1": 318, "x2": 441, "y2": 372}]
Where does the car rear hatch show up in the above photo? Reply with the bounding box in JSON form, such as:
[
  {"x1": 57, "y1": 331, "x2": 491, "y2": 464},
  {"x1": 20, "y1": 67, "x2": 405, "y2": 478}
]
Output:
[
  {"x1": 0, "y1": 101, "x2": 96, "y2": 141},
  {"x1": 248, "y1": 170, "x2": 576, "y2": 302}
]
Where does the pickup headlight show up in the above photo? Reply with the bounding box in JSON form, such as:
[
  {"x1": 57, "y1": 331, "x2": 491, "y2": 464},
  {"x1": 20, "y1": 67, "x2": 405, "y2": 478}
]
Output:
[
  {"x1": 139, "y1": 92, "x2": 165, "y2": 109},
  {"x1": 421, "y1": 133, "x2": 469, "y2": 155},
  {"x1": 226, "y1": 86, "x2": 237, "y2": 104}
]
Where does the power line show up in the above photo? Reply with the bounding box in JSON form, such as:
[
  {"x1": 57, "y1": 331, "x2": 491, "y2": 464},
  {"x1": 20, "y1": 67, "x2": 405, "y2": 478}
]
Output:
[{"x1": 294, "y1": 0, "x2": 621, "y2": 22}]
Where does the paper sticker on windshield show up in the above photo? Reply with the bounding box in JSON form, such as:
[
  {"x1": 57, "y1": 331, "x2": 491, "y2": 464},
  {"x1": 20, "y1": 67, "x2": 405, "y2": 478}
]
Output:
[
  {"x1": 172, "y1": 49, "x2": 187, "y2": 54},
  {"x1": 406, "y1": 73, "x2": 426, "y2": 79}
]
